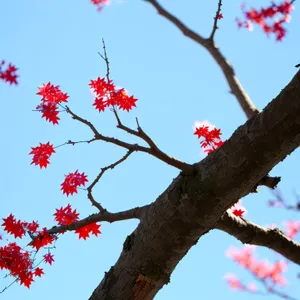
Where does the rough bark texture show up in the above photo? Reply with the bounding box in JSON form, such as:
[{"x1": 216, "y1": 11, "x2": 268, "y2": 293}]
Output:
[{"x1": 89, "y1": 71, "x2": 300, "y2": 300}]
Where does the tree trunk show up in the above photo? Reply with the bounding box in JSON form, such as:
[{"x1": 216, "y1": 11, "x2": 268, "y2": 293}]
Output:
[{"x1": 89, "y1": 71, "x2": 300, "y2": 300}]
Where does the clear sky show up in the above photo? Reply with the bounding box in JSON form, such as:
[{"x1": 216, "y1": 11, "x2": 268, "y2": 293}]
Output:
[{"x1": 0, "y1": 0, "x2": 300, "y2": 299}]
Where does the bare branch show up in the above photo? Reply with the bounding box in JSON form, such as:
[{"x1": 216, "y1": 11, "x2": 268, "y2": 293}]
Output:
[
  {"x1": 217, "y1": 212, "x2": 300, "y2": 265},
  {"x1": 209, "y1": 0, "x2": 223, "y2": 41},
  {"x1": 87, "y1": 150, "x2": 134, "y2": 212},
  {"x1": 65, "y1": 105, "x2": 101, "y2": 137},
  {"x1": 65, "y1": 105, "x2": 193, "y2": 173},
  {"x1": 47, "y1": 205, "x2": 149, "y2": 235},
  {"x1": 99, "y1": 39, "x2": 162, "y2": 153},
  {"x1": 144, "y1": 0, "x2": 260, "y2": 119},
  {"x1": 98, "y1": 38, "x2": 111, "y2": 82},
  {"x1": 54, "y1": 138, "x2": 97, "y2": 149}
]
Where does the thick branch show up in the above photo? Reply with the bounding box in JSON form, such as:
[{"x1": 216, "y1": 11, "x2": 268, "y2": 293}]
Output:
[
  {"x1": 217, "y1": 212, "x2": 300, "y2": 265},
  {"x1": 89, "y1": 71, "x2": 300, "y2": 300},
  {"x1": 144, "y1": 0, "x2": 260, "y2": 118}
]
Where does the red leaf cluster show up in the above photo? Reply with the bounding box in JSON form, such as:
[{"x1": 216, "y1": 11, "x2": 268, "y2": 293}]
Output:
[
  {"x1": 194, "y1": 125, "x2": 224, "y2": 153},
  {"x1": 0, "y1": 60, "x2": 18, "y2": 85},
  {"x1": 29, "y1": 142, "x2": 55, "y2": 168},
  {"x1": 0, "y1": 243, "x2": 36, "y2": 288},
  {"x1": 54, "y1": 204, "x2": 80, "y2": 225},
  {"x1": 1, "y1": 203, "x2": 103, "y2": 289},
  {"x1": 30, "y1": 228, "x2": 57, "y2": 251},
  {"x1": 2, "y1": 214, "x2": 26, "y2": 239},
  {"x1": 237, "y1": 1, "x2": 294, "y2": 41},
  {"x1": 75, "y1": 222, "x2": 101, "y2": 240},
  {"x1": 36, "y1": 82, "x2": 69, "y2": 124},
  {"x1": 89, "y1": 77, "x2": 137, "y2": 112},
  {"x1": 2, "y1": 215, "x2": 40, "y2": 239},
  {"x1": 0, "y1": 215, "x2": 57, "y2": 288},
  {"x1": 61, "y1": 170, "x2": 88, "y2": 196}
]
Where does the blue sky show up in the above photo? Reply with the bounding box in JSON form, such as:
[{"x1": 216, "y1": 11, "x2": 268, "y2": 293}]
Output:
[{"x1": 0, "y1": 0, "x2": 300, "y2": 299}]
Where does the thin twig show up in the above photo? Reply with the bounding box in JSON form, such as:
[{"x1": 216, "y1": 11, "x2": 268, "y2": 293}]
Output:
[
  {"x1": 209, "y1": 0, "x2": 223, "y2": 40},
  {"x1": 98, "y1": 38, "x2": 111, "y2": 83},
  {"x1": 268, "y1": 189, "x2": 300, "y2": 211},
  {"x1": 65, "y1": 105, "x2": 101, "y2": 137},
  {"x1": 87, "y1": 150, "x2": 134, "y2": 211},
  {"x1": 54, "y1": 138, "x2": 97, "y2": 149},
  {"x1": 0, "y1": 279, "x2": 18, "y2": 294}
]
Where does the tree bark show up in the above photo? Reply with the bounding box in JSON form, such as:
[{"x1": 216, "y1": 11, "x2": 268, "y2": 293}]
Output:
[{"x1": 89, "y1": 71, "x2": 300, "y2": 300}]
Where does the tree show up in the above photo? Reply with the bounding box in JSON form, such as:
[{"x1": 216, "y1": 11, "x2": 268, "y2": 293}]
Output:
[{"x1": 1, "y1": 0, "x2": 299, "y2": 299}]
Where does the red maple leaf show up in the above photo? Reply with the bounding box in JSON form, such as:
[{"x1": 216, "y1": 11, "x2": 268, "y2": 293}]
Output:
[
  {"x1": 54, "y1": 204, "x2": 80, "y2": 225},
  {"x1": 34, "y1": 267, "x2": 44, "y2": 277},
  {"x1": 217, "y1": 13, "x2": 223, "y2": 20},
  {"x1": 114, "y1": 89, "x2": 137, "y2": 112},
  {"x1": 20, "y1": 272, "x2": 34, "y2": 288},
  {"x1": 26, "y1": 221, "x2": 39, "y2": 233},
  {"x1": 0, "y1": 61, "x2": 18, "y2": 85},
  {"x1": 2, "y1": 214, "x2": 26, "y2": 239},
  {"x1": 29, "y1": 142, "x2": 55, "y2": 168},
  {"x1": 90, "y1": 77, "x2": 138, "y2": 112},
  {"x1": 36, "y1": 103, "x2": 60, "y2": 125},
  {"x1": 35, "y1": 82, "x2": 68, "y2": 124},
  {"x1": 30, "y1": 228, "x2": 56, "y2": 251},
  {"x1": 75, "y1": 222, "x2": 101, "y2": 240},
  {"x1": 43, "y1": 253, "x2": 54, "y2": 265},
  {"x1": 232, "y1": 209, "x2": 245, "y2": 217},
  {"x1": 37, "y1": 82, "x2": 68, "y2": 104},
  {"x1": 61, "y1": 170, "x2": 88, "y2": 196},
  {"x1": 194, "y1": 125, "x2": 224, "y2": 153}
]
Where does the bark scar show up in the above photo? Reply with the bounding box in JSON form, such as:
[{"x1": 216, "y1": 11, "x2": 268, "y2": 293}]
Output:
[{"x1": 133, "y1": 274, "x2": 155, "y2": 300}]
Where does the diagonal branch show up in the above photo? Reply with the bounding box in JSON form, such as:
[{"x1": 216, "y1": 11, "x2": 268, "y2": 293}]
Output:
[
  {"x1": 144, "y1": 0, "x2": 260, "y2": 119},
  {"x1": 47, "y1": 204, "x2": 149, "y2": 235},
  {"x1": 144, "y1": 0, "x2": 281, "y2": 187},
  {"x1": 216, "y1": 211, "x2": 300, "y2": 265}
]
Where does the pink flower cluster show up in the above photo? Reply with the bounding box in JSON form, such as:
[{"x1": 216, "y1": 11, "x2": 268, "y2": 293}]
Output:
[{"x1": 226, "y1": 245, "x2": 288, "y2": 292}]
